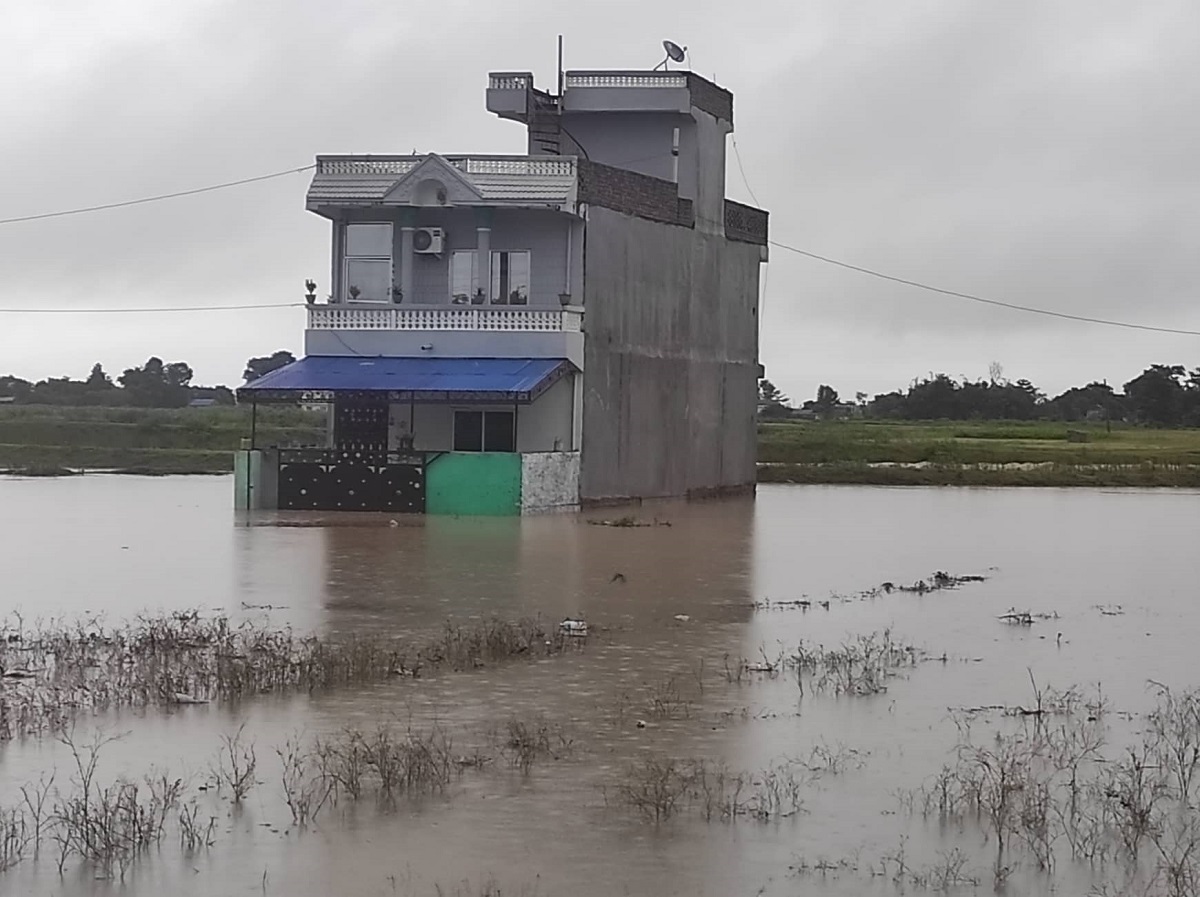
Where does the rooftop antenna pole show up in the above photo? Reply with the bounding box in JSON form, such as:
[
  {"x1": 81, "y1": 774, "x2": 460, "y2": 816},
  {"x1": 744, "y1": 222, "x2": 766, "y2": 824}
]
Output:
[{"x1": 557, "y1": 34, "x2": 564, "y2": 96}]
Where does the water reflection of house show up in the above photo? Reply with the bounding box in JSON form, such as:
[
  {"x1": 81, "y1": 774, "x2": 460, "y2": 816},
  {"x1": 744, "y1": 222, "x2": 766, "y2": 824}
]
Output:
[{"x1": 236, "y1": 62, "x2": 768, "y2": 516}]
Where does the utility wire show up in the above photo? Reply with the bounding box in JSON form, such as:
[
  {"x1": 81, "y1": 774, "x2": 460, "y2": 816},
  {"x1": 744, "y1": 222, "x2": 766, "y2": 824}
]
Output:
[
  {"x1": 0, "y1": 153, "x2": 1196, "y2": 338},
  {"x1": 730, "y1": 136, "x2": 769, "y2": 337},
  {"x1": 730, "y1": 137, "x2": 762, "y2": 208},
  {"x1": 0, "y1": 164, "x2": 316, "y2": 226},
  {"x1": 767, "y1": 239, "x2": 1200, "y2": 337},
  {"x1": 0, "y1": 302, "x2": 303, "y2": 314}
]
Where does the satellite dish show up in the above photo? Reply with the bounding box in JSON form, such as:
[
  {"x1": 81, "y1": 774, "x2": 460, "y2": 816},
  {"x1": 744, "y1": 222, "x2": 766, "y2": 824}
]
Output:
[{"x1": 654, "y1": 39, "x2": 688, "y2": 70}]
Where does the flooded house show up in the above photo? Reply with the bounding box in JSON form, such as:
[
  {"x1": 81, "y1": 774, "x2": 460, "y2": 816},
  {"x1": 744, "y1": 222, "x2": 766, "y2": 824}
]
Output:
[{"x1": 236, "y1": 62, "x2": 768, "y2": 515}]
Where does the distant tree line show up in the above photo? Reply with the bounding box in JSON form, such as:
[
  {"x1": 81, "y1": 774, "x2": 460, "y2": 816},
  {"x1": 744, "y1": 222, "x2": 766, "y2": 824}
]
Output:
[
  {"x1": 0, "y1": 351, "x2": 295, "y2": 408},
  {"x1": 760, "y1": 363, "x2": 1200, "y2": 427}
]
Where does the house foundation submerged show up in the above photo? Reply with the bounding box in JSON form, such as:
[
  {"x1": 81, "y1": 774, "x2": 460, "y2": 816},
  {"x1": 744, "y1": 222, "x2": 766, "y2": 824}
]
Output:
[{"x1": 236, "y1": 59, "x2": 767, "y2": 515}]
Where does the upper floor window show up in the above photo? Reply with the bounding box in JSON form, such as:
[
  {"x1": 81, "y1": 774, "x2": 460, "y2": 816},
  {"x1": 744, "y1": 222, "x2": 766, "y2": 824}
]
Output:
[
  {"x1": 491, "y1": 251, "x2": 530, "y2": 305},
  {"x1": 344, "y1": 223, "x2": 392, "y2": 302},
  {"x1": 450, "y1": 250, "x2": 478, "y2": 305}
]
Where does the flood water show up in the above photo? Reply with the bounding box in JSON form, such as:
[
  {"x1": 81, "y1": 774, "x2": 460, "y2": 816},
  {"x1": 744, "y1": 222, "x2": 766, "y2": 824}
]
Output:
[{"x1": 2, "y1": 476, "x2": 1199, "y2": 895}]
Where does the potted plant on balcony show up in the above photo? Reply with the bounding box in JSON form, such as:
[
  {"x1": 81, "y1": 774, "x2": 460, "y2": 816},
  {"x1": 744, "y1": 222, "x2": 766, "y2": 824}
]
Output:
[
  {"x1": 348, "y1": 285, "x2": 361, "y2": 301},
  {"x1": 305, "y1": 279, "x2": 317, "y2": 305},
  {"x1": 392, "y1": 286, "x2": 404, "y2": 304}
]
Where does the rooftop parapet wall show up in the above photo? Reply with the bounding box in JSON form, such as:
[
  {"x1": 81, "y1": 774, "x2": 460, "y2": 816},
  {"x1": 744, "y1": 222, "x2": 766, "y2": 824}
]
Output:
[
  {"x1": 723, "y1": 200, "x2": 769, "y2": 246},
  {"x1": 576, "y1": 160, "x2": 695, "y2": 228},
  {"x1": 489, "y1": 70, "x2": 733, "y2": 125}
]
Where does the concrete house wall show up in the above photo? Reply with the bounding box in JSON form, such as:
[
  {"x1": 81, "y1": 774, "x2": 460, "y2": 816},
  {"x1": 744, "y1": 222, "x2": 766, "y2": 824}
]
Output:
[{"x1": 579, "y1": 206, "x2": 761, "y2": 501}]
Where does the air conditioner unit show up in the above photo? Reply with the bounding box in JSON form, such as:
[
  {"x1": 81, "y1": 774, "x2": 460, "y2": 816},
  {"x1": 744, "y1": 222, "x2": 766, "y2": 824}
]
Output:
[{"x1": 412, "y1": 227, "x2": 445, "y2": 255}]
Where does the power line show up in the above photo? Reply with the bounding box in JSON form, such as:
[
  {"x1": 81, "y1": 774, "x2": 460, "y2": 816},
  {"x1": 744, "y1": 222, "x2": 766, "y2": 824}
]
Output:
[
  {"x1": 730, "y1": 136, "x2": 761, "y2": 208},
  {"x1": 0, "y1": 152, "x2": 1194, "y2": 339},
  {"x1": 767, "y1": 239, "x2": 1200, "y2": 337},
  {"x1": 0, "y1": 165, "x2": 316, "y2": 226},
  {"x1": 0, "y1": 302, "x2": 302, "y2": 314}
]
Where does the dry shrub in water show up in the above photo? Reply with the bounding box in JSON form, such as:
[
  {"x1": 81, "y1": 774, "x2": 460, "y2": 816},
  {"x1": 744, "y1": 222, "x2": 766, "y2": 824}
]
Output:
[
  {"x1": 214, "y1": 722, "x2": 257, "y2": 802},
  {"x1": 610, "y1": 754, "x2": 806, "y2": 823},
  {"x1": 897, "y1": 680, "x2": 1200, "y2": 895},
  {"x1": 177, "y1": 800, "x2": 217, "y2": 852},
  {"x1": 0, "y1": 612, "x2": 578, "y2": 740},
  {"x1": 289, "y1": 722, "x2": 456, "y2": 813},
  {"x1": 496, "y1": 715, "x2": 574, "y2": 774},
  {"x1": 0, "y1": 807, "x2": 28, "y2": 872},
  {"x1": 722, "y1": 629, "x2": 924, "y2": 696},
  {"x1": 49, "y1": 729, "x2": 184, "y2": 880},
  {"x1": 276, "y1": 734, "x2": 332, "y2": 826}
]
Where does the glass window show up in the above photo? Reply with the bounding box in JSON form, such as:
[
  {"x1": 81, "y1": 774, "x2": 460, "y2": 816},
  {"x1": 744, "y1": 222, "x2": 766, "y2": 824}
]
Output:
[
  {"x1": 343, "y1": 223, "x2": 392, "y2": 301},
  {"x1": 483, "y1": 410, "x2": 515, "y2": 452},
  {"x1": 453, "y1": 410, "x2": 516, "y2": 452},
  {"x1": 345, "y1": 223, "x2": 392, "y2": 256},
  {"x1": 345, "y1": 259, "x2": 391, "y2": 303},
  {"x1": 453, "y1": 410, "x2": 484, "y2": 451},
  {"x1": 490, "y1": 251, "x2": 530, "y2": 305},
  {"x1": 450, "y1": 251, "x2": 478, "y2": 305}
]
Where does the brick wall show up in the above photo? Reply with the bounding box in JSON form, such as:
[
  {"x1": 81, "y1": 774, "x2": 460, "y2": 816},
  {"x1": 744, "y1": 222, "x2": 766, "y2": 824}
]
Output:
[
  {"x1": 724, "y1": 199, "x2": 769, "y2": 245},
  {"x1": 577, "y1": 160, "x2": 694, "y2": 227},
  {"x1": 686, "y1": 73, "x2": 734, "y2": 123}
]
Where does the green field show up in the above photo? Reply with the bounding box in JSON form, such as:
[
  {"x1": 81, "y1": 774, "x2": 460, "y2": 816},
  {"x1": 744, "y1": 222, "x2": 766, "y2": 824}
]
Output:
[
  {"x1": 0, "y1": 405, "x2": 324, "y2": 474},
  {"x1": 759, "y1": 420, "x2": 1200, "y2": 486},
  {"x1": 3, "y1": 408, "x2": 1200, "y2": 486}
]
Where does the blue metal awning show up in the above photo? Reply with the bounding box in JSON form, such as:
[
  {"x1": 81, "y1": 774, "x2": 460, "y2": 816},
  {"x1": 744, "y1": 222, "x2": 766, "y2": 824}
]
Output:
[{"x1": 238, "y1": 356, "x2": 571, "y2": 404}]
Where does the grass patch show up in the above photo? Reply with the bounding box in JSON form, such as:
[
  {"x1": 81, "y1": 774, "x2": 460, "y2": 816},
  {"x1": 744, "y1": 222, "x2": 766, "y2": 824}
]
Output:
[
  {"x1": 759, "y1": 420, "x2": 1200, "y2": 467},
  {"x1": 0, "y1": 445, "x2": 234, "y2": 474},
  {"x1": 758, "y1": 461, "x2": 1200, "y2": 488},
  {"x1": 0, "y1": 404, "x2": 324, "y2": 474}
]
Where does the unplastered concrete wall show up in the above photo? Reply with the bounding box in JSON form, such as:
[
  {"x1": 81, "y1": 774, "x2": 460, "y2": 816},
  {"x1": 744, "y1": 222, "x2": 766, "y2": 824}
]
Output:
[{"x1": 580, "y1": 206, "x2": 761, "y2": 501}]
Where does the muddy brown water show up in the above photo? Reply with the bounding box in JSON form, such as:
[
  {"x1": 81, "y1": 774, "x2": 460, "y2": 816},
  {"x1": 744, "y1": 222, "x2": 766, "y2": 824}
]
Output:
[{"x1": 1, "y1": 475, "x2": 1199, "y2": 895}]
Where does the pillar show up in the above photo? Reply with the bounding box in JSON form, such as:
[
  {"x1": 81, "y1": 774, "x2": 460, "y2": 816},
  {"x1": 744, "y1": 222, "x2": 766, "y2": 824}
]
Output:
[
  {"x1": 398, "y1": 207, "x2": 415, "y2": 304},
  {"x1": 475, "y1": 207, "x2": 494, "y2": 303}
]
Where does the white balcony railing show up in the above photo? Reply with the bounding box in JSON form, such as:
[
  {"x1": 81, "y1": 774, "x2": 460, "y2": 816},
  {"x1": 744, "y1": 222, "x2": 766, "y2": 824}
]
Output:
[
  {"x1": 564, "y1": 72, "x2": 687, "y2": 89},
  {"x1": 308, "y1": 305, "x2": 582, "y2": 333},
  {"x1": 315, "y1": 155, "x2": 576, "y2": 177}
]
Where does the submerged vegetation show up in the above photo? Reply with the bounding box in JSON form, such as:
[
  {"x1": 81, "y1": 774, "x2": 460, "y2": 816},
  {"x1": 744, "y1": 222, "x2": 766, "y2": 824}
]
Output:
[
  {"x1": 7, "y1": 557, "x2": 1200, "y2": 895},
  {"x1": 0, "y1": 612, "x2": 578, "y2": 740}
]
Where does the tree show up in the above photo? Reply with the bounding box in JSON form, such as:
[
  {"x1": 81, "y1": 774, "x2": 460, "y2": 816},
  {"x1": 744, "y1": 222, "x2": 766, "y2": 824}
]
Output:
[
  {"x1": 1045, "y1": 382, "x2": 1126, "y2": 422},
  {"x1": 814, "y1": 385, "x2": 840, "y2": 411},
  {"x1": 85, "y1": 363, "x2": 112, "y2": 388},
  {"x1": 164, "y1": 362, "x2": 193, "y2": 388},
  {"x1": 244, "y1": 351, "x2": 296, "y2": 383},
  {"x1": 758, "y1": 378, "x2": 788, "y2": 406},
  {"x1": 1124, "y1": 365, "x2": 1186, "y2": 426},
  {"x1": 118, "y1": 357, "x2": 192, "y2": 407},
  {"x1": 0, "y1": 375, "x2": 32, "y2": 401}
]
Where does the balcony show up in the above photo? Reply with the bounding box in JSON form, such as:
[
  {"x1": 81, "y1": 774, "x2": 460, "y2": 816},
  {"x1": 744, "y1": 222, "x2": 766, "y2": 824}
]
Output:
[{"x1": 307, "y1": 305, "x2": 582, "y2": 333}]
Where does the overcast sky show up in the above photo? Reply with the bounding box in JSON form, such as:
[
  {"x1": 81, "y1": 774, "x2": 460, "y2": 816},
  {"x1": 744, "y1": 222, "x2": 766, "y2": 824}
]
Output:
[{"x1": 2, "y1": 0, "x2": 1197, "y2": 401}]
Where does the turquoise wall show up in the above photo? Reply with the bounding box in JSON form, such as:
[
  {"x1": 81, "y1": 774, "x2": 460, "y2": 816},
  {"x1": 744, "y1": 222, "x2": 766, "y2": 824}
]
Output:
[{"x1": 426, "y1": 453, "x2": 522, "y2": 516}]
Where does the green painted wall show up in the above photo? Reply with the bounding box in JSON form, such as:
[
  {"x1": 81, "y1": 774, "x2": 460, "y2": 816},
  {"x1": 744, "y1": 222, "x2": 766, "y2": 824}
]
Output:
[
  {"x1": 233, "y1": 450, "x2": 263, "y2": 509},
  {"x1": 426, "y1": 452, "x2": 522, "y2": 516}
]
